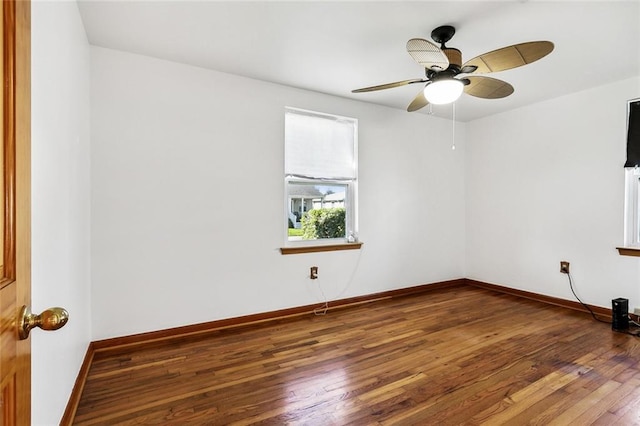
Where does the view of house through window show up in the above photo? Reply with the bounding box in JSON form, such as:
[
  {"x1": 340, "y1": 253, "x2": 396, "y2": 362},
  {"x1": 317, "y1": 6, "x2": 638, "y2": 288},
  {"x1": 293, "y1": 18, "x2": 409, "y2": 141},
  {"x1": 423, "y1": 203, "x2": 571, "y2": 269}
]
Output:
[
  {"x1": 284, "y1": 108, "x2": 357, "y2": 244},
  {"x1": 287, "y1": 182, "x2": 348, "y2": 241}
]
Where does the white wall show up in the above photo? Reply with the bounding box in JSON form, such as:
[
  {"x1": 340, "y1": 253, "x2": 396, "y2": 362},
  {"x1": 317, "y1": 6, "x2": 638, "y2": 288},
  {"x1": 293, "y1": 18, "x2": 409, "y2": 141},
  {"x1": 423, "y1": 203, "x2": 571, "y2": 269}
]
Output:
[
  {"x1": 466, "y1": 76, "x2": 640, "y2": 310},
  {"x1": 90, "y1": 47, "x2": 466, "y2": 340},
  {"x1": 31, "y1": 1, "x2": 91, "y2": 424}
]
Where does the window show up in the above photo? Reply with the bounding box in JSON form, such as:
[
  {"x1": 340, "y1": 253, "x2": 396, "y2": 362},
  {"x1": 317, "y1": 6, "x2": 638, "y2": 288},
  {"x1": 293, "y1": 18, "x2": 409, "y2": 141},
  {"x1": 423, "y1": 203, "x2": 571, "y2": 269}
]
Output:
[
  {"x1": 284, "y1": 107, "x2": 358, "y2": 248},
  {"x1": 622, "y1": 98, "x2": 640, "y2": 251}
]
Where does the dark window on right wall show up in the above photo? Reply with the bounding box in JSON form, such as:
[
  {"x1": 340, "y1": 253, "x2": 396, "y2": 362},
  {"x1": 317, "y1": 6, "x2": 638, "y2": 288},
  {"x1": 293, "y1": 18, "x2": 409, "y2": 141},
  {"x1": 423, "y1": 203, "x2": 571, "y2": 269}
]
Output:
[{"x1": 623, "y1": 98, "x2": 640, "y2": 247}]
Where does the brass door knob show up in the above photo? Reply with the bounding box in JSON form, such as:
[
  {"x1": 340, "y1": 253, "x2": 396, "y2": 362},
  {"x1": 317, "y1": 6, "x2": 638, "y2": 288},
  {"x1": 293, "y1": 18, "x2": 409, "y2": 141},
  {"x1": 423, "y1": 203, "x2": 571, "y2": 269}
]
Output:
[{"x1": 18, "y1": 305, "x2": 69, "y2": 340}]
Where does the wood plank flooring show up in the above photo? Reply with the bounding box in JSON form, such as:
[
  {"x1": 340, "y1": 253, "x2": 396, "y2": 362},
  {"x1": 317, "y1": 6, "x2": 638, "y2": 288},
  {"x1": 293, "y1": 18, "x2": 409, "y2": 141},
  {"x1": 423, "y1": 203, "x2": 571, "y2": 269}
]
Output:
[{"x1": 73, "y1": 285, "x2": 640, "y2": 425}]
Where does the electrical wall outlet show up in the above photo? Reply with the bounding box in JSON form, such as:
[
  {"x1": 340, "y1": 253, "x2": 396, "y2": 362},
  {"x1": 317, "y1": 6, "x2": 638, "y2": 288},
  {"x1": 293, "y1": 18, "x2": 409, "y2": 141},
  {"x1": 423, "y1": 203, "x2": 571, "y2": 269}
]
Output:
[
  {"x1": 560, "y1": 261, "x2": 570, "y2": 274},
  {"x1": 310, "y1": 266, "x2": 318, "y2": 280}
]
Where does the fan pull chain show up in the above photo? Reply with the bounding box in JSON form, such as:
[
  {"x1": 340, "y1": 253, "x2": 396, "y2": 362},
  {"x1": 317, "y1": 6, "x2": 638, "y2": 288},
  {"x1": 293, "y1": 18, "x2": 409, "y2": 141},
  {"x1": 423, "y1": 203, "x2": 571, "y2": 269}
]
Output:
[{"x1": 452, "y1": 102, "x2": 456, "y2": 150}]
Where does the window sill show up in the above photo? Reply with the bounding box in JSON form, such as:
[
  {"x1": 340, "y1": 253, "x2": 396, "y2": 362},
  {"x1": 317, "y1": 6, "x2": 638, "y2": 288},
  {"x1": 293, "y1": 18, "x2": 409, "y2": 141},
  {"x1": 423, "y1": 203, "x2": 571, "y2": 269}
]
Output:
[
  {"x1": 617, "y1": 247, "x2": 640, "y2": 257},
  {"x1": 280, "y1": 242, "x2": 363, "y2": 255}
]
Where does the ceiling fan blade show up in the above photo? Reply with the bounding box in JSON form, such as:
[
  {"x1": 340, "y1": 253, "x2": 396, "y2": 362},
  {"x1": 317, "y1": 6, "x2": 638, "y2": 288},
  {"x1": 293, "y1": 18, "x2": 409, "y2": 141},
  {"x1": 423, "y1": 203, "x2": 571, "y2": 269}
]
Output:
[
  {"x1": 407, "y1": 89, "x2": 429, "y2": 112},
  {"x1": 462, "y1": 41, "x2": 554, "y2": 74},
  {"x1": 464, "y1": 76, "x2": 514, "y2": 99},
  {"x1": 352, "y1": 78, "x2": 427, "y2": 93},
  {"x1": 407, "y1": 38, "x2": 449, "y2": 71}
]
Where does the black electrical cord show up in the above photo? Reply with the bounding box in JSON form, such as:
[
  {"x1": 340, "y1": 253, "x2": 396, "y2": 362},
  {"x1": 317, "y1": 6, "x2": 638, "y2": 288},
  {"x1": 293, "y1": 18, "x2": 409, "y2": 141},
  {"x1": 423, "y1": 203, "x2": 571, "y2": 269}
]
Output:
[
  {"x1": 566, "y1": 272, "x2": 640, "y2": 337},
  {"x1": 566, "y1": 272, "x2": 610, "y2": 324}
]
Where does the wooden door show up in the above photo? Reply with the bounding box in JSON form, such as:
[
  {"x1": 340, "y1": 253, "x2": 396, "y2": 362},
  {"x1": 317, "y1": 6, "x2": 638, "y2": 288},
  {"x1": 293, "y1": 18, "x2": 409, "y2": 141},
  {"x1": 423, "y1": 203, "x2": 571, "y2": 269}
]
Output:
[{"x1": 0, "y1": 1, "x2": 30, "y2": 424}]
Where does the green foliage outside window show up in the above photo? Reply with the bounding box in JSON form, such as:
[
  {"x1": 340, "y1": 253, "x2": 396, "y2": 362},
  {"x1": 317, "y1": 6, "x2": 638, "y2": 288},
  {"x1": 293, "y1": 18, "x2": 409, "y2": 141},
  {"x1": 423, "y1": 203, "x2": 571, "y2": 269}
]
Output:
[{"x1": 301, "y1": 208, "x2": 346, "y2": 240}]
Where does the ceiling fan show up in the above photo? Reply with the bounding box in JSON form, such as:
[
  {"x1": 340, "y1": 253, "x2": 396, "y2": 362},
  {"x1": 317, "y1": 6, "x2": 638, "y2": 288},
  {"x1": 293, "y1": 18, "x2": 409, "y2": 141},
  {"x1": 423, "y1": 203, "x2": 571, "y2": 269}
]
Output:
[{"x1": 352, "y1": 25, "x2": 554, "y2": 111}]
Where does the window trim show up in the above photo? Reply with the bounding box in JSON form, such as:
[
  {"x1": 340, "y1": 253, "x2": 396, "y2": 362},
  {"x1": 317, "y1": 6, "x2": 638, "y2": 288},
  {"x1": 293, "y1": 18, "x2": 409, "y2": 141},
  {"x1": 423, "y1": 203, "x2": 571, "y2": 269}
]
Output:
[
  {"x1": 617, "y1": 246, "x2": 640, "y2": 257},
  {"x1": 280, "y1": 242, "x2": 363, "y2": 255}
]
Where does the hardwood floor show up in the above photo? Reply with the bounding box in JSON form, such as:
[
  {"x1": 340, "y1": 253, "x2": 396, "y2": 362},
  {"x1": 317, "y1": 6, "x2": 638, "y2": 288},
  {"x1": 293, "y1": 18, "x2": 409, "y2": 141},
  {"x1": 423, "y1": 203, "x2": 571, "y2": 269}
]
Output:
[{"x1": 73, "y1": 285, "x2": 640, "y2": 425}]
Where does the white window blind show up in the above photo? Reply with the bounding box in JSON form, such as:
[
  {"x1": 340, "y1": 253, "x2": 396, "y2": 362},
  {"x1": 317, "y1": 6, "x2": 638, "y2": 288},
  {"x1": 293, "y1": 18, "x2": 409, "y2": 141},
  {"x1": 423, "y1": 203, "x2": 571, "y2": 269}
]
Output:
[{"x1": 285, "y1": 108, "x2": 357, "y2": 180}]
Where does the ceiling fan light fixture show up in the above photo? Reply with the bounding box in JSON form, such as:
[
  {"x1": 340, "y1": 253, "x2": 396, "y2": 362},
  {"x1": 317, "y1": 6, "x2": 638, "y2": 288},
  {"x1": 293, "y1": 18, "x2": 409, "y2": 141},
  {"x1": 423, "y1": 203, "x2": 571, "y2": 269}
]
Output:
[{"x1": 423, "y1": 79, "x2": 464, "y2": 105}]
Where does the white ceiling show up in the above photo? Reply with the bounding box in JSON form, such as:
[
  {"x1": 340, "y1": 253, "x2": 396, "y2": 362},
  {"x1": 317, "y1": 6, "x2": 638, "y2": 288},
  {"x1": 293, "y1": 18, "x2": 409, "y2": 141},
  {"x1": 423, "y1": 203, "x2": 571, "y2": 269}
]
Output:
[{"x1": 77, "y1": 1, "x2": 640, "y2": 122}]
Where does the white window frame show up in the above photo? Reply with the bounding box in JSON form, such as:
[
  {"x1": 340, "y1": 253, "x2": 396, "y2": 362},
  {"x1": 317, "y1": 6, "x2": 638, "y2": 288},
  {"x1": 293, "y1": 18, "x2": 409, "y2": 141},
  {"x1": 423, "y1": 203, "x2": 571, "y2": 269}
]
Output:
[
  {"x1": 623, "y1": 167, "x2": 640, "y2": 247},
  {"x1": 283, "y1": 107, "x2": 358, "y2": 248},
  {"x1": 285, "y1": 178, "x2": 357, "y2": 247},
  {"x1": 623, "y1": 98, "x2": 640, "y2": 249}
]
